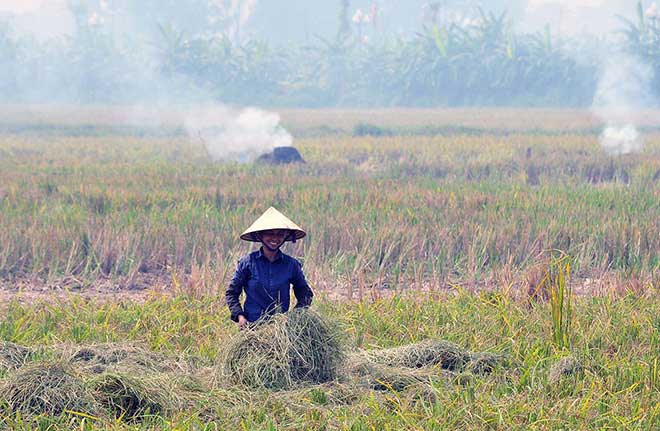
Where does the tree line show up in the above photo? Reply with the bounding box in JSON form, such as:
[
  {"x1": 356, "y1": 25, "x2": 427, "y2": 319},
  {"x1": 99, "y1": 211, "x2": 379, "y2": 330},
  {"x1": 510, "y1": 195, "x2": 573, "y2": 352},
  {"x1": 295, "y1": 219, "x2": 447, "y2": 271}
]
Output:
[{"x1": 0, "y1": 3, "x2": 657, "y2": 107}]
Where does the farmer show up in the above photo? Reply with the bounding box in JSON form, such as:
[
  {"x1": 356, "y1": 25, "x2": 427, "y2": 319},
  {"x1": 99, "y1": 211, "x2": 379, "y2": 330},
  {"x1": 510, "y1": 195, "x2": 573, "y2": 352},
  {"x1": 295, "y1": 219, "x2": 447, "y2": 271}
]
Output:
[{"x1": 225, "y1": 207, "x2": 313, "y2": 329}]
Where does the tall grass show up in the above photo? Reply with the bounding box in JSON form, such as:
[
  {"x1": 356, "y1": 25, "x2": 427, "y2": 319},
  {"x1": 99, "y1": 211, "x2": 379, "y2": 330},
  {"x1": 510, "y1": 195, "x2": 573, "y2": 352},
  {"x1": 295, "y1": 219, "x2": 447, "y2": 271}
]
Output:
[
  {"x1": 0, "y1": 108, "x2": 658, "y2": 429},
  {"x1": 533, "y1": 251, "x2": 573, "y2": 349},
  {"x1": 1, "y1": 290, "x2": 659, "y2": 429},
  {"x1": 0, "y1": 112, "x2": 658, "y2": 293}
]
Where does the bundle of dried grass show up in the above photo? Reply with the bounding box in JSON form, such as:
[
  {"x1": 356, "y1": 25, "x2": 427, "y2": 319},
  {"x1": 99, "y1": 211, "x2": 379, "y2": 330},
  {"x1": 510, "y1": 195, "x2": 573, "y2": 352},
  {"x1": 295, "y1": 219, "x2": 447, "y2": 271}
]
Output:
[
  {"x1": 61, "y1": 343, "x2": 177, "y2": 374},
  {"x1": 0, "y1": 361, "x2": 97, "y2": 416},
  {"x1": 347, "y1": 356, "x2": 439, "y2": 391},
  {"x1": 91, "y1": 372, "x2": 175, "y2": 421},
  {"x1": 272, "y1": 381, "x2": 360, "y2": 407},
  {"x1": 0, "y1": 342, "x2": 32, "y2": 372},
  {"x1": 285, "y1": 308, "x2": 344, "y2": 382},
  {"x1": 467, "y1": 352, "x2": 506, "y2": 375},
  {"x1": 365, "y1": 340, "x2": 470, "y2": 371},
  {"x1": 223, "y1": 321, "x2": 292, "y2": 389},
  {"x1": 222, "y1": 309, "x2": 344, "y2": 390}
]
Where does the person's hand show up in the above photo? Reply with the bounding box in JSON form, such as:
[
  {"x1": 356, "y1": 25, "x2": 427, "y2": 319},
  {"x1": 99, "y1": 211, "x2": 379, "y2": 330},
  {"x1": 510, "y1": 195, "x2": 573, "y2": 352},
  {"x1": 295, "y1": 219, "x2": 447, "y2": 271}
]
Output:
[{"x1": 237, "y1": 315, "x2": 248, "y2": 330}]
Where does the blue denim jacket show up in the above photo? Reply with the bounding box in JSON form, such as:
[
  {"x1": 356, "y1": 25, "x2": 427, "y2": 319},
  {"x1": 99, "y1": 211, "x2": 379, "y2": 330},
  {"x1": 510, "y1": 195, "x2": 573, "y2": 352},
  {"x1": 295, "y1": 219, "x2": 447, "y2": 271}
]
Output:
[{"x1": 225, "y1": 248, "x2": 313, "y2": 322}]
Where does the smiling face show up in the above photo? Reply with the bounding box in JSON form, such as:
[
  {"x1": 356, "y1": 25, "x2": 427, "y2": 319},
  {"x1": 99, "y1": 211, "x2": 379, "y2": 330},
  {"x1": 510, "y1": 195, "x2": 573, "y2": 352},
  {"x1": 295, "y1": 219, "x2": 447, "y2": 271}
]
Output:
[{"x1": 258, "y1": 229, "x2": 290, "y2": 251}]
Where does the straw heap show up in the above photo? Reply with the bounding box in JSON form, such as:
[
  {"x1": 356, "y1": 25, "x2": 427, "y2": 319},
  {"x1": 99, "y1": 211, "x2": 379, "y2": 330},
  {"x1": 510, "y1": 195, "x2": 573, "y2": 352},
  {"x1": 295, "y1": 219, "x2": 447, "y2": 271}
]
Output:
[
  {"x1": 0, "y1": 342, "x2": 32, "y2": 372},
  {"x1": 1, "y1": 361, "x2": 97, "y2": 416},
  {"x1": 91, "y1": 372, "x2": 175, "y2": 421},
  {"x1": 222, "y1": 309, "x2": 344, "y2": 390},
  {"x1": 364, "y1": 340, "x2": 471, "y2": 370},
  {"x1": 0, "y1": 313, "x2": 506, "y2": 420}
]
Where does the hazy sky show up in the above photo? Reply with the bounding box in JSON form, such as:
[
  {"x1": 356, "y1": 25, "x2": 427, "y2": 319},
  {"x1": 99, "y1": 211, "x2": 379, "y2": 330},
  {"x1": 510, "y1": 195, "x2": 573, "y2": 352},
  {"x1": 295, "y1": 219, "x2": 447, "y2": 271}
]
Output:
[
  {"x1": 0, "y1": 0, "x2": 646, "y2": 42},
  {"x1": 0, "y1": 0, "x2": 56, "y2": 13},
  {"x1": 0, "y1": 0, "x2": 71, "y2": 40},
  {"x1": 522, "y1": 0, "x2": 636, "y2": 35},
  {"x1": 0, "y1": 0, "x2": 653, "y2": 119}
]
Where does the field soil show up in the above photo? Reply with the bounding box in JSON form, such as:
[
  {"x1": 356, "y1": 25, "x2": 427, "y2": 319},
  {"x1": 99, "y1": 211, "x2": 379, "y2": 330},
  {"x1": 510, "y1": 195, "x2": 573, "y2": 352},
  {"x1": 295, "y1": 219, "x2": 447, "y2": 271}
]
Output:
[
  {"x1": 0, "y1": 106, "x2": 659, "y2": 429},
  {"x1": 0, "y1": 271, "x2": 652, "y2": 307},
  {"x1": 0, "y1": 273, "x2": 170, "y2": 304}
]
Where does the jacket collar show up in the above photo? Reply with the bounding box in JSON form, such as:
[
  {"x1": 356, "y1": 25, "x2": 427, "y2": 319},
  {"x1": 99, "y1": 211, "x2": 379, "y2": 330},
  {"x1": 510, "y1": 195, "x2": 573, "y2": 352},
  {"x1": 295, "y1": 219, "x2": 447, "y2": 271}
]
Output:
[{"x1": 257, "y1": 247, "x2": 283, "y2": 262}]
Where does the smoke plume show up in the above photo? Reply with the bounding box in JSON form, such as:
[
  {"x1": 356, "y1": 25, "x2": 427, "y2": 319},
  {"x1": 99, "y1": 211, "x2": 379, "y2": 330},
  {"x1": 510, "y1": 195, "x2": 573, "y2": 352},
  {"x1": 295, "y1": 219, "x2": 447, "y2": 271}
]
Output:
[
  {"x1": 591, "y1": 54, "x2": 653, "y2": 155},
  {"x1": 521, "y1": 0, "x2": 633, "y2": 35},
  {"x1": 0, "y1": 0, "x2": 290, "y2": 163},
  {"x1": 184, "y1": 106, "x2": 292, "y2": 162},
  {"x1": 0, "y1": 0, "x2": 73, "y2": 41},
  {"x1": 522, "y1": 1, "x2": 654, "y2": 155}
]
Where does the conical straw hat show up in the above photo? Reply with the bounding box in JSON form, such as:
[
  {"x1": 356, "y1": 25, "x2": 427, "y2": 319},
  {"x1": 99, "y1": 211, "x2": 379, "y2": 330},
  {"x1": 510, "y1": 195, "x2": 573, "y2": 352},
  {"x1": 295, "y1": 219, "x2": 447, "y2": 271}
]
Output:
[{"x1": 240, "y1": 207, "x2": 306, "y2": 242}]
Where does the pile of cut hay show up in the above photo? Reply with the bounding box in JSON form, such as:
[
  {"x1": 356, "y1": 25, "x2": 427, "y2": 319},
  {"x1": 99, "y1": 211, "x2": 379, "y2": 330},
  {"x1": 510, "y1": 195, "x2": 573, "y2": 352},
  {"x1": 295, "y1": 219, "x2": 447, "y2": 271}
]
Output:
[
  {"x1": 342, "y1": 341, "x2": 505, "y2": 391},
  {"x1": 285, "y1": 308, "x2": 343, "y2": 382},
  {"x1": 222, "y1": 308, "x2": 344, "y2": 390},
  {"x1": 0, "y1": 342, "x2": 196, "y2": 422},
  {"x1": 0, "y1": 311, "x2": 508, "y2": 421},
  {"x1": 364, "y1": 340, "x2": 471, "y2": 371},
  {"x1": 346, "y1": 355, "x2": 441, "y2": 391},
  {"x1": 1, "y1": 361, "x2": 97, "y2": 416},
  {"x1": 90, "y1": 372, "x2": 176, "y2": 421},
  {"x1": 0, "y1": 342, "x2": 33, "y2": 373},
  {"x1": 60, "y1": 342, "x2": 177, "y2": 374},
  {"x1": 222, "y1": 310, "x2": 505, "y2": 392},
  {"x1": 467, "y1": 352, "x2": 505, "y2": 375}
]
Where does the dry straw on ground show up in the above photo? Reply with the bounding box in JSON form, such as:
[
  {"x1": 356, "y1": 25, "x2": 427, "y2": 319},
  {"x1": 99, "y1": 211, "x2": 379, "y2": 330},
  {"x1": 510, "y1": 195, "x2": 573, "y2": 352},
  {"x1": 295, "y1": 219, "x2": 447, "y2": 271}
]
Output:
[
  {"x1": 364, "y1": 340, "x2": 471, "y2": 370},
  {"x1": 0, "y1": 343, "x2": 199, "y2": 421},
  {"x1": 0, "y1": 361, "x2": 97, "y2": 416},
  {"x1": 90, "y1": 372, "x2": 176, "y2": 421},
  {"x1": 60, "y1": 342, "x2": 181, "y2": 374},
  {"x1": 345, "y1": 355, "x2": 441, "y2": 391},
  {"x1": 467, "y1": 352, "x2": 506, "y2": 375},
  {"x1": 0, "y1": 310, "x2": 506, "y2": 421},
  {"x1": 0, "y1": 342, "x2": 32, "y2": 373},
  {"x1": 222, "y1": 308, "x2": 344, "y2": 390}
]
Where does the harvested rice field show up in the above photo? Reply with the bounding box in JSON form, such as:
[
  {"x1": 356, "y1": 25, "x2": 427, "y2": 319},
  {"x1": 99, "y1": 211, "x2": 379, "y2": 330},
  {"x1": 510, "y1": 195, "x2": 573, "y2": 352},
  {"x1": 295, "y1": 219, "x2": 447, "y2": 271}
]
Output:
[{"x1": 0, "y1": 107, "x2": 659, "y2": 430}]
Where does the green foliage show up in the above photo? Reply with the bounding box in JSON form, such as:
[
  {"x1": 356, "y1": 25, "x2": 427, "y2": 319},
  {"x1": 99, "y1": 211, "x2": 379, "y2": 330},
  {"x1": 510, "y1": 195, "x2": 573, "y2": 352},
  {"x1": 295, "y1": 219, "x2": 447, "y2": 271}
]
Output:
[
  {"x1": 382, "y1": 11, "x2": 595, "y2": 106},
  {"x1": 533, "y1": 251, "x2": 573, "y2": 350},
  {"x1": 1, "y1": 110, "x2": 658, "y2": 284},
  {"x1": 621, "y1": 1, "x2": 660, "y2": 98},
  {"x1": 0, "y1": 293, "x2": 659, "y2": 429},
  {"x1": 1, "y1": 4, "x2": 654, "y2": 106}
]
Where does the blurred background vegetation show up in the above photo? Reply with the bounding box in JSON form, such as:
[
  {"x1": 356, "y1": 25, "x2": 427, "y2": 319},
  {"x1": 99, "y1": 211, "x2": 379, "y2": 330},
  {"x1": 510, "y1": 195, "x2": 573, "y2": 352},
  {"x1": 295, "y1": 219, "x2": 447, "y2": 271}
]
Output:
[{"x1": 0, "y1": 0, "x2": 657, "y2": 106}]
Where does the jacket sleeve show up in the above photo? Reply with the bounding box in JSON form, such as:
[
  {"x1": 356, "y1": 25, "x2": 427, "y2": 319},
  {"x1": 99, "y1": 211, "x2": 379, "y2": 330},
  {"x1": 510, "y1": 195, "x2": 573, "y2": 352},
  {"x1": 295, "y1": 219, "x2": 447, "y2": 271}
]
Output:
[
  {"x1": 291, "y1": 259, "x2": 313, "y2": 308},
  {"x1": 225, "y1": 258, "x2": 250, "y2": 321}
]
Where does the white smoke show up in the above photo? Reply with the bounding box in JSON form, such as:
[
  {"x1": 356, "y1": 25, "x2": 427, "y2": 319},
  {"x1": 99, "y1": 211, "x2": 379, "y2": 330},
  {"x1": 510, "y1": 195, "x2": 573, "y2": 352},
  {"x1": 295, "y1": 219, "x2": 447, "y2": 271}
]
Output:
[
  {"x1": 0, "y1": 0, "x2": 73, "y2": 41},
  {"x1": 184, "y1": 105, "x2": 292, "y2": 162},
  {"x1": 0, "y1": 0, "x2": 45, "y2": 14},
  {"x1": 522, "y1": 1, "x2": 654, "y2": 155},
  {"x1": 1, "y1": 0, "x2": 283, "y2": 162},
  {"x1": 239, "y1": 0, "x2": 258, "y2": 27},
  {"x1": 592, "y1": 54, "x2": 653, "y2": 155},
  {"x1": 208, "y1": 0, "x2": 258, "y2": 42},
  {"x1": 599, "y1": 125, "x2": 643, "y2": 155},
  {"x1": 521, "y1": 0, "x2": 634, "y2": 36}
]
